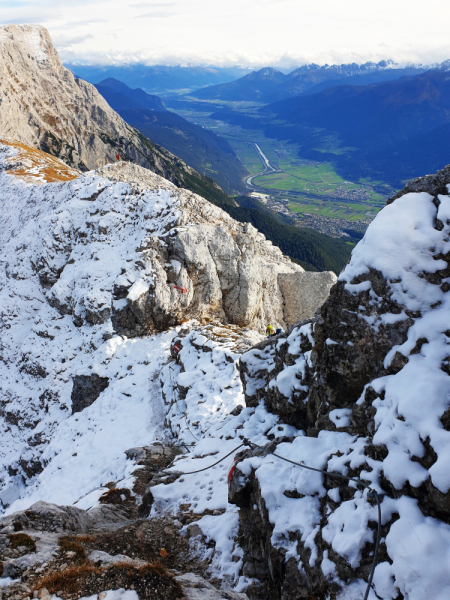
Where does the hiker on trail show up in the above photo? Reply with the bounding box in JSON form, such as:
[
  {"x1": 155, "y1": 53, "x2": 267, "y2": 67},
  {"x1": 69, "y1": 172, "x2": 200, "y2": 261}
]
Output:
[
  {"x1": 116, "y1": 154, "x2": 121, "y2": 162},
  {"x1": 170, "y1": 340, "x2": 181, "y2": 364},
  {"x1": 266, "y1": 324, "x2": 275, "y2": 337}
]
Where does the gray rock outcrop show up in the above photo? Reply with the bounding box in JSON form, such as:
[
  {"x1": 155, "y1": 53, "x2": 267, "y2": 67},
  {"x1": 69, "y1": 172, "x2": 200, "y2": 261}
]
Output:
[
  {"x1": 278, "y1": 271, "x2": 337, "y2": 325},
  {"x1": 71, "y1": 374, "x2": 109, "y2": 414}
]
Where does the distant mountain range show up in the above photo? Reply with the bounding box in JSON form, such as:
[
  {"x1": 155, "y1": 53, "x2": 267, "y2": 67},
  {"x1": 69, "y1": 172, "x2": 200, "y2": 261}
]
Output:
[
  {"x1": 95, "y1": 78, "x2": 166, "y2": 111},
  {"x1": 94, "y1": 78, "x2": 248, "y2": 194},
  {"x1": 211, "y1": 70, "x2": 450, "y2": 186},
  {"x1": 192, "y1": 67, "x2": 287, "y2": 102},
  {"x1": 67, "y1": 64, "x2": 253, "y2": 94},
  {"x1": 191, "y1": 60, "x2": 436, "y2": 102}
]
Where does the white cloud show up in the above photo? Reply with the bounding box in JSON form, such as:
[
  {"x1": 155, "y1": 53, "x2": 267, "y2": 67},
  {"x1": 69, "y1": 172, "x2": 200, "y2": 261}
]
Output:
[
  {"x1": 133, "y1": 10, "x2": 176, "y2": 18},
  {"x1": 0, "y1": 0, "x2": 449, "y2": 67}
]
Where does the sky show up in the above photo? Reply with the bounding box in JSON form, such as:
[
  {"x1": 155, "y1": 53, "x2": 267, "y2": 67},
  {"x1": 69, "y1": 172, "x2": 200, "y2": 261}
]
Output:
[{"x1": 0, "y1": 0, "x2": 450, "y2": 68}]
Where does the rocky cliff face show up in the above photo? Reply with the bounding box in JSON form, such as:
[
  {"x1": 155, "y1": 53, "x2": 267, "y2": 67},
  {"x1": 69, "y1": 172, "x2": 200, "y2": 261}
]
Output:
[
  {"x1": 0, "y1": 24, "x2": 219, "y2": 193},
  {"x1": 0, "y1": 139, "x2": 335, "y2": 516},
  {"x1": 231, "y1": 164, "x2": 450, "y2": 599}
]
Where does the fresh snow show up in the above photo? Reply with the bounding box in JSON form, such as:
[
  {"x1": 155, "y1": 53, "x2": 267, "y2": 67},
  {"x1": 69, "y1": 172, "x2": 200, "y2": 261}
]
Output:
[
  {"x1": 0, "y1": 151, "x2": 187, "y2": 511},
  {"x1": 1, "y1": 138, "x2": 450, "y2": 600},
  {"x1": 149, "y1": 188, "x2": 450, "y2": 598}
]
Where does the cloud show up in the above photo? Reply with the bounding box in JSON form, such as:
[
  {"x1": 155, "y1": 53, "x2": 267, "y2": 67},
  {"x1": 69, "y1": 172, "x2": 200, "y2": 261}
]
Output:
[
  {"x1": 1, "y1": 0, "x2": 449, "y2": 70},
  {"x1": 134, "y1": 10, "x2": 175, "y2": 18},
  {"x1": 53, "y1": 33, "x2": 94, "y2": 48},
  {"x1": 0, "y1": 1, "x2": 30, "y2": 6},
  {"x1": 56, "y1": 18, "x2": 108, "y2": 30},
  {"x1": 130, "y1": 2, "x2": 179, "y2": 6}
]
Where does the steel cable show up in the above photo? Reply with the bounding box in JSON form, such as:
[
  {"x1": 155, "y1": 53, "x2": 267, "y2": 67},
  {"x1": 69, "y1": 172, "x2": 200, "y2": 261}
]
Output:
[
  {"x1": 165, "y1": 356, "x2": 381, "y2": 598},
  {"x1": 171, "y1": 436, "x2": 382, "y2": 599}
]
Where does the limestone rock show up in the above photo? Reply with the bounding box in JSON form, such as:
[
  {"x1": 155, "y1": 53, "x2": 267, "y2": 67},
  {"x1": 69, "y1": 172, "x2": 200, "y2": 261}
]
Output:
[
  {"x1": 277, "y1": 271, "x2": 337, "y2": 325},
  {"x1": 0, "y1": 501, "x2": 91, "y2": 534},
  {"x1": 0, "y1": 24, "x2": 213, "y2": 190},
  {"x1": 175, "y1": 573, "x2": 249, "y2": 600}
]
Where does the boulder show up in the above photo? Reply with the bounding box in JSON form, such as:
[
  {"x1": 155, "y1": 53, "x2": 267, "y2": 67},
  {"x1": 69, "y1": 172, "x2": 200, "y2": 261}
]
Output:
[{"x1": 71, "y1": 374, "x2": 109, "y2": 414}]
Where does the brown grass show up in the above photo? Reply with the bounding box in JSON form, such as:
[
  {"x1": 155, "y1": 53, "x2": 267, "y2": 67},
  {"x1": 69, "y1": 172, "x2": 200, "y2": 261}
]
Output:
[
  {"x1": 35, "y1": 562, "x2": 102, "y2": 594},
  {"x1": 115, "y1": 560, "x2": 170, "y2": 578},
  {"x1": 0, "y1": 137, "x2": 80, "y2": 183},
  {"x1": 34, "y1": 560, "x2": 180, "y2": 598},
  {"x1": 72, "y1": 534, "x2": 96, "y2": 543},
  {"x1": 8, "y1": 532, "x2": 36, "y2": 552},
  {"x1": 58, "y1": 536, "x2": 87, "y2": 560}
]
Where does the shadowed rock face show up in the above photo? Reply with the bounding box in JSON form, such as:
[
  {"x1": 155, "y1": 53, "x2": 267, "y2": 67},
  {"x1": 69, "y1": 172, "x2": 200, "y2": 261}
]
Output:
[
  {"x1": 233, "y1": 165, "x2": 450, "y2": 599},
  {"x1": 308, "y1": 268, "x2": 414, "y2": 431},
  {"x1": 71, "y1": 375, "x2": 109, "y2": 414}
]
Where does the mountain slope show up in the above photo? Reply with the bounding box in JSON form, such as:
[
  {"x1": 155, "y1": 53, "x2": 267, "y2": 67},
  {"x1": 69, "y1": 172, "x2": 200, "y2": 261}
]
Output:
[
  {"x1": 192, "y1": 67, "x2": 286, "y2": 101},
  {"x1": 211, "y1": 70, "x2": 450, "y2": 186},
  {"x1": 93, "y1": 78, "x2": 248, "y2": 194},
  {"x1": 95, "y1": 77, "x2": 166, "y2": 111},
  {"x1": 301, "y1": 65, "x2": 428, "y2": 95},
  {"x1": 266, "y1": 70, "x2": 450, "y2": 142},
  {"x1": 0, "y1": 23, "x2": 231, "y2": 203},
  {"x1": 264, "y1": 70, "x2": 450, "y2": 184}
]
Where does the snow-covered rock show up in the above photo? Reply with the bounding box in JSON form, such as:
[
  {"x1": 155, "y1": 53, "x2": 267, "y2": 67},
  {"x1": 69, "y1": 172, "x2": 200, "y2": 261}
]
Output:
[
  {"x1": 0, "y1": 139, "x2": 334, "y2": 515},
  {"x1": 227, "y1": 164, "x2": 450, "y2": 599},
  {"x1": 2, "y1": 160, "x2": 449, "y2": 599}
]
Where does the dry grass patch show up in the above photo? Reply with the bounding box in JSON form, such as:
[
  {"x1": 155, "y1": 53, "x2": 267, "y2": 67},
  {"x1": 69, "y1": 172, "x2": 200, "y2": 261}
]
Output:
[
  {"x1": 58, "y1": 536, "x2": 87, "y2": 560},
  {"x1": 72, "y1": 534, "x2": 96, "y2": 544},
  {"x1": 0, "y1": 137, "x2": 80, "y2": 183},
  {"x1": 8, "y1": 532, "x2": 36, "y2": 552},
  {"x1": 35, "y1": 562, "x2": 102, "y2": 595},
  {"x1": 33, "y1": 560, "x2": 182, "y2": 600}
]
